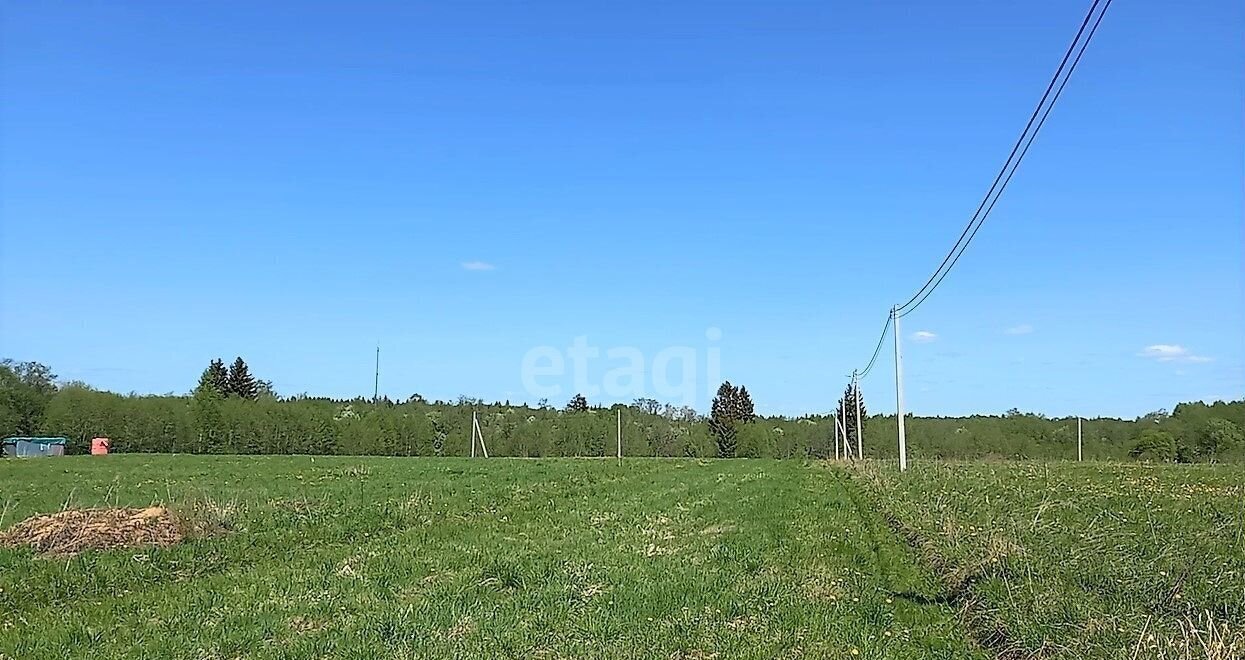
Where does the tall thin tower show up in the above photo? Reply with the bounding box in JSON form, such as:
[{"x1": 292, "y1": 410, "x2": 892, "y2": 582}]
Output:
[{"x1": 373, "y1": 344, "x2": 380, "y2": 402}]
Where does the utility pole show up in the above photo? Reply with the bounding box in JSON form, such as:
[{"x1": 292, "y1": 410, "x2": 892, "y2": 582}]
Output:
[
  {"x1": 853, "y1": 371, "x2": 863, "y2": 460},
  {"x1": 833, "y1": 412, "x2": 840, "y2": 460},
  {"x1": 616, "y1": 408, "x2": 622, "y2": 464},
  {"x1": 471, "y1": 411, "x2": 477, "y2": 458},
  {"x1": 474, "y1": 413, "x2": 489, "y2": 458},
  {"x1": 373, "y1": 344, "x2": 380, "y2": 403},
  {"x1": 893, "y1": 306, "x2": 907, "y2": 472},
  {"x1": 1077, "y1": 417, "x2": 1083, "y2": 462},
  {"x1": 836, "y1": 413, "x2": 851, "y2": 460}
]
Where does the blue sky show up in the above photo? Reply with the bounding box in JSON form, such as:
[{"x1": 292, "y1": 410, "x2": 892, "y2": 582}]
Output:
[{"x1": 1, "y1": 0, "x2": 1241, "y2": 418}]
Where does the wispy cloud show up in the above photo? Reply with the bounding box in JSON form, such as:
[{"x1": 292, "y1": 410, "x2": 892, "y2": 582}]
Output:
[
  {"x1": 1140, "y1": 344, "x2": 1187, "y2": 361},
  {"x1": 911, "y1": 330, "x2": 937, "y2": 344},
  {"x1": 1138, "y1": 344, "x2": 1212, "y2": 363},
  {"x1": 461, "y1": 261, "x2": 496, "y2": 271},
  {"x1": 1005, "y1": 324, "x2": 1034, "y2": 336}
]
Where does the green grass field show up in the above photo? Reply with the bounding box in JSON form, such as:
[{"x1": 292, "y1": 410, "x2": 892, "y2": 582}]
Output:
[
  {"x1": 1, "y1": 456, "x2": 1241, "y2": 659},
  {"x1": 849, "y1": 461, "x2": 1245, "y2": 658}
]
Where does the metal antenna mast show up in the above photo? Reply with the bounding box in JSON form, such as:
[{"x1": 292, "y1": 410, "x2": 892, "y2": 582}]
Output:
[{"x1": 373, "y1": 344, "x2": 380, "y2": 402}]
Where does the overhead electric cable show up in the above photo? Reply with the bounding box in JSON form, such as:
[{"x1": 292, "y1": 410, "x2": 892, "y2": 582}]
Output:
[
  {"x1": 852, "y1": 0, "x2": 1113, "y2": 377},
  {"x1": 893, "y1": 0, "x2": 1110, "y2": 317},
  {"x1": 857, "y1": 312, "x2": 893, "y2": 378},
  {"x1": 897, "y1": 0, "x2": 1113, "y2": 318}
]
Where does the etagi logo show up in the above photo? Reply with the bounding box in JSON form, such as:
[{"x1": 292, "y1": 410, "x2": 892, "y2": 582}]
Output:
[{"x1": 520, "y1": 328, "x2": 723, "y2": 407}]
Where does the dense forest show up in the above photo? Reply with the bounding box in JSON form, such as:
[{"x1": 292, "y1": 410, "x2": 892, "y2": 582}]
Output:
[{"x1": 2, "y1": 359, "x2": 1242, "y2": 462}]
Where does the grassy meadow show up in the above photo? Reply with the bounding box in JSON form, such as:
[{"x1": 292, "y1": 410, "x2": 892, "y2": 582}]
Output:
[
  {"x1": 1, "y1": 456, "x2": 980, "y2": 659},
  {"x1": 1, "y1": 455, "x2": 1242, "y2": 659},
  {"x1": 850, "y1": 461, "x2": 1245, "y2": 658}
]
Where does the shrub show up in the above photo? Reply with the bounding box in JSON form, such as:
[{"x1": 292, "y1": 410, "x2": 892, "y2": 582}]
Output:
[{"x1": 1130, "y1": 430, "x2": 1177, "y2": 462}]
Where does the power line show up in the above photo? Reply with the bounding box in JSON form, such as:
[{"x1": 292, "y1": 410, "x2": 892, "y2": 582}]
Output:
[
  {"x1": 894, "y1": 0, "x2": 1111, "y2": 317},
  {"x1": 845, "y1": 0, "x2": 1113, "y2": 471},
  {"x1": 857, "y1": 311, "x2": 893, "y2": 378},
  {"x1": 899, "y1": 0, "x2": 1112, "y2": 318},
  {"x1": 852, "y1": 0, "x2": 1112, "y2": 381}
]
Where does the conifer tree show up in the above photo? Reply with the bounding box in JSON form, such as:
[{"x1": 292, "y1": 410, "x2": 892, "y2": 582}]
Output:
[
  {"x1": 566, "y1": 393, "x2": 589, "y2": 413},
  {"x1": 837, "y1": 382, "x2": 868, "y2": 453},
  {"x1": 195, "y1": 365, "x2": 216, "y2": 395},
  {"x1": 709, "y1": 380, "x2": 754, "y2": 458},
  {"x1": 210, "y1": 359, "x2": 228, "y2": 395},
  {"x1": 190, "y1": 365, "x2": 225, "y2": 452},
  {"x1": 195, "y1": 359, "x2": 229, "y2": 397},
  {"x1": 738, "y1": 386, "x2": 756, "y2": 422},
  {"x1": 226, "y1": 357, "x2": 258, "y2": 400}
]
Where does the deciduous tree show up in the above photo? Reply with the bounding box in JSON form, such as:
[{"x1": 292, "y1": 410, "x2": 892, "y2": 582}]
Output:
[
  {"x1": 1193, "y1": 418, "x2": 1242, "y2": 461},
  {"x1": 1130, "y1": 429, "x2": 1176, "y2": 462},
  {"x1": 0, "y1": 359, "x2": 58, "y2": 435}
]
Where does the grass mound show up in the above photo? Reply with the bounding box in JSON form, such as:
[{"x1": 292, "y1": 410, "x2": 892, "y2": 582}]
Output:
[{"x1": 0, "y1": 506, "x2": 182, "y2": 556}]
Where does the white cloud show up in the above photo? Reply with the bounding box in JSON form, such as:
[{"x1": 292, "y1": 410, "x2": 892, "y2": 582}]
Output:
[
  {"x1": 1138, "y1": 344, "x2": 1212, "y2": 363},
  {"x1": 1005, "y1": 324, "x2": 1034, "y2": 335},
  {"x1": 911, "y1": 330, "x2": 937, "y2": 343},
  {"x1": 1139, "y1": 344, "x2": 1187, "y2": 360},
  {"x1": 461, "y1": 261, "x2": 496, "y2": 271}
]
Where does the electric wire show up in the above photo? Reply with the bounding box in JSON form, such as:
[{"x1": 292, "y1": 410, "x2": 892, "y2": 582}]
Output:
[
  {"x1": 898, "y1": 0, "x2": 1112, "y2": 318},
  {"x1": 856, "y1": 311, "x2": 893, "y2": 379},
  {"x1": 893, "y1": 0, "x2": 1108, "y2": 316},
  {"x1": 853, "y1": 0, "x2": 1112, "y2": 376}
]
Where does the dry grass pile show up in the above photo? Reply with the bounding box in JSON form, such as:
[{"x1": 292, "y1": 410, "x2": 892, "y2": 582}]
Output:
[{"x1": 0, "y1": 506, "x2": 183, "y2": 556}]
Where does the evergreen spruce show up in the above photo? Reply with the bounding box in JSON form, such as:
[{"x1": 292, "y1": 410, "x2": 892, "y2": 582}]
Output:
[
  {"x1": 710, "y1": 380, "x2": 754, "y2": 458},
  {"x1": 190, "y1": 367, "x2": 225, "y2": 452},
  {"x1": 738, "y1": 386, "x2": 756, "y2": 422},
  {"x1": 837, "y1": 382, "x2": 868, "y2": 454},
  {"x1": 566, "y1": 393, "x2": 589, "y2": 413},
  {"x1": 209, "y1": 359, "x2": 229, "y2": 396},
  {"x1": 195, "y1": 365, "x2": 215, "y2": 395},
  {"x1": 196, "y1": 359, "x2": 229, "y2": 397},
  {"x1": 226, "y1": 357, "x2": 258, "y2": 400}
]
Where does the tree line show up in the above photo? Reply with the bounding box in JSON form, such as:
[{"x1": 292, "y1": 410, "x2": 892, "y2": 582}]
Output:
[{"x1": 2, "y1": 359, "x2": 1242, "y2": 462}]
